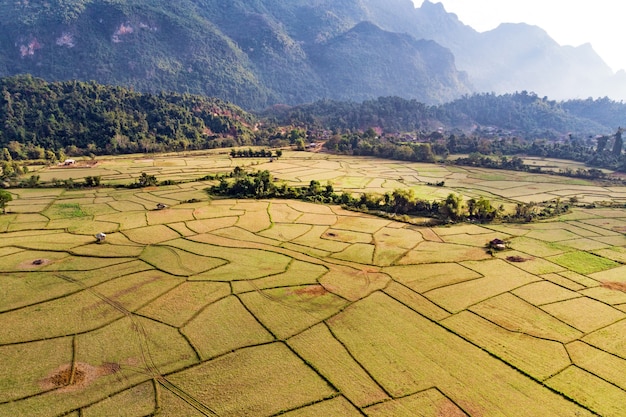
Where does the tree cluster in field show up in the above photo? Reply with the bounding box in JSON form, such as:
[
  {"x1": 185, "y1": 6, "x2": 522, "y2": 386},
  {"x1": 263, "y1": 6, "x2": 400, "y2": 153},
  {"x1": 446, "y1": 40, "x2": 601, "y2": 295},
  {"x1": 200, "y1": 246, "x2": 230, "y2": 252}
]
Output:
[
  {"x1": 229, "y1": 148, "x2": 283, "y2": 158},
  {"x1": 207, "y1": 168, "x2": 571, "y2": 224}
]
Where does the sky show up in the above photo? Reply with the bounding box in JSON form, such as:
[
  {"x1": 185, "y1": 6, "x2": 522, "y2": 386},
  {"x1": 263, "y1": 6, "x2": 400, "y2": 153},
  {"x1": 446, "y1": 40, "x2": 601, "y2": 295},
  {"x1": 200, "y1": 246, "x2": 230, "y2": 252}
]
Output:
[{"x1": 413, "y1": 0, "x2": 625, "y2": 73}]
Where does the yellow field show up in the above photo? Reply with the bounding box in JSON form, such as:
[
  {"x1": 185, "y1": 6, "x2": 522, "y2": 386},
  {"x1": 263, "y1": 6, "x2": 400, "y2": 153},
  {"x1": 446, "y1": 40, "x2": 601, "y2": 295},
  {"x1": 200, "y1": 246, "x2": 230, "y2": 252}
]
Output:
[{"x1": 1, "y1": 152, "x2": 626, "y2": 416}]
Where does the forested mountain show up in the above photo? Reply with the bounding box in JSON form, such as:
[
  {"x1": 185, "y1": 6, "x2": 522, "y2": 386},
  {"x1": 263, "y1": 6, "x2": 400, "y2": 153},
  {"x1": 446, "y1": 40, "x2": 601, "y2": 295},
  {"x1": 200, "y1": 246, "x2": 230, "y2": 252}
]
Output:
[
  {"x1": 0, "y1": 0, "x2": 471, "y2": 109},
  {"x1": 0, "y1": 75, "x2": 255, "y2": 157},
  {"x1": 264, "y1": 93, "x2": 626, "y2": 139}
]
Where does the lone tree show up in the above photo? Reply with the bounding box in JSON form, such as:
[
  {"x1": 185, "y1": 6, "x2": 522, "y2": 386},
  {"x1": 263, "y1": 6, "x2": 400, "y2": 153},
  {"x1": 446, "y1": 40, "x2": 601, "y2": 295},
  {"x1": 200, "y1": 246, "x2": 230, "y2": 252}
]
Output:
[{"x1": 0, "y1": 190, "x2": 12, "y2": 214}]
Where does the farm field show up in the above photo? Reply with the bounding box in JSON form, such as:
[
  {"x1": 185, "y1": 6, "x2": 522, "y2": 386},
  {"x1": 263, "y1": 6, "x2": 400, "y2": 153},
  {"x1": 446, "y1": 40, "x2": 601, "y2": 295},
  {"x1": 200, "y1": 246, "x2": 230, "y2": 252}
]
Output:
[{"x1": 1, "y1": 152, "x2": 626, "y2": 416}]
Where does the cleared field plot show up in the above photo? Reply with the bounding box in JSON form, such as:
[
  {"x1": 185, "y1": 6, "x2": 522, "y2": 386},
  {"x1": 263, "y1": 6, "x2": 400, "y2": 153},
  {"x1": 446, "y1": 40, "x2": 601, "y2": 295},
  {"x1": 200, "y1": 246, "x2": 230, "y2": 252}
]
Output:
[
  {"x1": 138, "y1": 281, "x2": 230, "y2": 327},
  {"x1": 547, "y1": 251, "x2": 620, "y2": 275},
  {"x1": 583, "y1": 319, "x2": 626, "y2": 359},
  {"x1": 139, "y1": 245, "x2": 225, "y2": 276},
  {"x1": 331, "y1": 242, "x2": 376, "y2": 264},
  {"x1": 546, "y1": 366, "x2": 626, "y2": 417},
  {"x1": 384, "y1": 263, "x2": 481, "y2": 293},
  {"x1": 231, "y1": 260, "x2": 327, "y2": 293},
  {"x1": 425, "y1": 259, "x2": 540, "y2": 313},
  {"x1": 512, "y1": 281, "x2": 581, "y2": 305},
  {"x1": 81, "y1": 381, "x2": 155, "y2": 417},
  {"x1": 469, "y1": 293, "x2": 583, "y2": 343},
  {"x1": 541, "y1": 298, "x2": 625, "y2": 333},
  {"x1": 364, "y1": 388, "x2": 467, "y2": 417},
  {"x1": 443, "y1": 311, "x2": 571, "y2": 380},
  {"x1": 258, "y1": 223, "x2": 312, "y2": 242},
  {"x1": 122, "y1": 224, "x2": 181, "y2": 245},
  {"x1": 280, "y1": 397, "x2": 362, "y2": 417},
  {"x1": 0, "y1": 337, "x2": 72, "y2": 403},
  {"x1": 567, "y1": 341, "x2": 626, "y2": 390},
  {"x1": 182, "y1": 296, "x2": 274, "y2": 360},
  {"x1": 507, "y1": 236, "x2": 568, "y2": 257},
  {"x1": 398, "y1": 241, "x2": 491, "y2": 264},
  {"x1": 240, "y1": 285, "x2": 348, "y2": 339},
  {"x1": 292, "y1": 225, "x2": 351, "y2": 253},
  {"x1": 319, "y1": 266, "x2": 390, "y2": 302},
  {"x1": 166, "y1": 343, "x2": 335, "y2": 417},
  {"x1": 146, "y1": 208, "x2": 196, "y2": 225},
  {"x1": 288, "y1": 324, "x2": 389, "y2": 407},
  {"x1": 327, "y1": 292, "x2": 592, "y2": 415},
  {"x1": 383, "y1": 282, "x2": 451, "y2": 321},
  {"x1": 580, "y1": 286, "x2": 626, "y2": 305}
]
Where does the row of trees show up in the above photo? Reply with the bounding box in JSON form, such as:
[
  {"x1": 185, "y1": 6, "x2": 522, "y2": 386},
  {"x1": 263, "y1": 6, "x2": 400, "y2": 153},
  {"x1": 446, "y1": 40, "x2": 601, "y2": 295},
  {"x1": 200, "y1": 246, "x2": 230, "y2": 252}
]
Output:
[
  {"x1": 229, "y1": 148, "x2": 283, "y2": 158},
  {"x1": 207, "y1": 168, "x2": 570, "y2": 224}
]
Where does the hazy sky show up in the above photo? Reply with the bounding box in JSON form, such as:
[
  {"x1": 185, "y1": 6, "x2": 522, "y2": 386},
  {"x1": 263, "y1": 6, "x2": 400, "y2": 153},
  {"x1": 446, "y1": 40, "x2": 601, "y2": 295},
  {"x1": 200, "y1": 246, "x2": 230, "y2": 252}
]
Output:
[{"x1": 413, "y1": 0, "x2": 625, "y2": 73}]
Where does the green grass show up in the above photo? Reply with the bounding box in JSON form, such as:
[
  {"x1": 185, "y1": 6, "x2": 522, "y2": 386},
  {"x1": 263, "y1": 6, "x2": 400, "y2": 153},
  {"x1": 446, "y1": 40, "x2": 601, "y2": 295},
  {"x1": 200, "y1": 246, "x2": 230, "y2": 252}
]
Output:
[{"x1": 547, "y1": 251, "x2": 620, "y2": 274}]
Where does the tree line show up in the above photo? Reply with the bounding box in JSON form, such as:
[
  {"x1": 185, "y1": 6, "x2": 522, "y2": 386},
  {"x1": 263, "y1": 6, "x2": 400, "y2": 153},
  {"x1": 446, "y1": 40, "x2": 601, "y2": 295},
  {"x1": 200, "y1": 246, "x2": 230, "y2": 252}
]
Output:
[{"x1": 207, "y1": 168, "x2": 571, "y2": 224}]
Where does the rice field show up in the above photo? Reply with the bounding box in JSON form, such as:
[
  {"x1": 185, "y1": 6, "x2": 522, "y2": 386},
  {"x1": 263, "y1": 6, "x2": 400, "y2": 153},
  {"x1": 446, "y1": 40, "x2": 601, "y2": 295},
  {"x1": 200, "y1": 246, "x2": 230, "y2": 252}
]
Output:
[{"x1": 1, "y1": 152, "x2": 626, "y2": 416}]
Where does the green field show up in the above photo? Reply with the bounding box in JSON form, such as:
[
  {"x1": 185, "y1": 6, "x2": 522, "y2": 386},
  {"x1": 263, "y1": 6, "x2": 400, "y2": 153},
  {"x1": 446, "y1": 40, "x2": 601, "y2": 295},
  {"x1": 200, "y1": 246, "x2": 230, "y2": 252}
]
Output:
[{"x1": 1, "y1": 152, "x2": 626, "y2": 416}]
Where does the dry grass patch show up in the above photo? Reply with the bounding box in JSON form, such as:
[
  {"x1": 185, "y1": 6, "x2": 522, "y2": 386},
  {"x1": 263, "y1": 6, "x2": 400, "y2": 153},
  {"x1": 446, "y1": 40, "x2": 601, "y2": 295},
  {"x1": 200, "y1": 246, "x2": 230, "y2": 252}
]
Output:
[
  {"x1": 191, "y1": 203, "x2": 244, "y2": 219},
  {"x1": 166, "y1": 343, "x2": 335, "y2": 417},
  {"x1": 81, "y1": 381, "x2": 155, "y2": 417},
  {"x1": 542, "y1": 298, "x2": 625, "y2": 333},
  {"x1": 139, "y1": 245, "x2": 225, "y2": 276},
  {"x1": 583, "y1": 320, "x2": 626, "y2": 359},
  {"x1": 146, "y1": 208, "x2": 196, "y2": 225},
  {"x1": 424, "y1": 259, "x2": 540, "y2": 313},
  {"x1": 443, "y1": 311, "x2": 571, "y2": 380},
  {"x1": 97, "y1": 212, "x2": 147, "y2": 230},
  {"x1": 319, "y1": 265, "x2": 390, "y2": 302},
  {"x1": 512, "y1": 281, "x2": 581, "y2": 305},
  {"x1": 288, "y1": 324, "x2": 389, "y2": 407},
  {"x1": 328, "y1": 292, "x2": 591, "y2": 415},
  {"x1": 546, "y1": 366, "x2": 626, "y2": 417},
  {"x1": 239, "y1": 285, "x2": 347, "y2": 339},
  {"x1": 268, "y1": 202, "x2": 303, "y2": 223},
  {"x1": 280, "y1": 397, "x2": 362, "y2": 417},
  {"x1": 138, "y1": 281, "x2": 230, "y2": 327},
  {"x1": 185, "y1": 216, "x2": 239, "y2": 234},
  {"x1": 364, "y1": 389, "x2": 467, "y2": 417},
  {"x1": 324, "y1": 228, "x2": 372, "y2": 244},
  {"x1": 398, "y1": 241, "x2": 490, "y2": 265},
  {"x1": 231, "y1": 260, "x2": 326, "y2": 293},
  {"x1": 236, "y1": 208, "x2": 272, "y2": 233},
  {"x1": 567, "y1": 341, "x2": 626, "y2": 390},
  {"x1": 580, "y1": 286, "x2": 626, "y2": 305},
  {"x1": 292, "y1": 225, "x2": 350, "y2": 253},
  {"x1": 592, "y1": 247, "x2": 626, "y2": 263},
  {"x1": 0, "y1": 290, "x2": 124, "y2": 344},
  {"x1": 182, "y1": 296, "x2": 274, "y2": 360},
  {"x1": 258, "y1": 223, "x2": 311, "y2": 242},
  {"x1": 187, "y1": 245, "x2": 291, "y2": 282},
  {"x1": 0, "y1": 337, "x2": 72, "y2": 403},
  {"x1": 77, "y1": 316, "x2": 197, "y2": 374},
  {"x1": 332, "y1": 216, "x2": 390, "y2": 233},
  {"x1": 383, "y1": 282, "x2": 451, "y2": 321},
  {"x1": 384, "y1": 263, "x2": 480, "y2": 293},
  {"x1": 469, "y1": 293, "x2": 583, "y2": 343},
  {"x1": 508, "y1": 236, "x2": 568, "y2": 257},
  {"x1": 331, "y1": 243, "x2": 375, "y2": 264},
  {"x1": 122, "y1": 224, "x2": 180, "y2": 245}
]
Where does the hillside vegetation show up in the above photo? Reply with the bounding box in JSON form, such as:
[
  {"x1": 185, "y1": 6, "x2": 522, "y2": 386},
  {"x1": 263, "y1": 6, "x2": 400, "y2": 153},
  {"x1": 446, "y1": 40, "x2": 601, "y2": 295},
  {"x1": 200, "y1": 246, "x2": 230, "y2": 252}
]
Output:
[{"x1": 0, "y1": 75, "x2": 254, "y2": 158}]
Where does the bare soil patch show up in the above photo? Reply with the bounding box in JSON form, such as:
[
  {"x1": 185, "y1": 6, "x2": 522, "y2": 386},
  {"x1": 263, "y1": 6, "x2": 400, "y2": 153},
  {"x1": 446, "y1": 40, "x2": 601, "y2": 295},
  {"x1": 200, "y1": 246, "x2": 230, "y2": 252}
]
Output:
[
  {"x1": 601, "y1": 281, "x2": 626, "y2": 292},
  {"x1": 41, "y1": 362, "x2": 121, "y2": 392},
  {"x1": 18, "y1": 258, "x2": 54, "y2": 269},
  {"x1": 506, "y1": 256, "x2": 529, "y2": 263},
  {"x1": 292, "y1": 285, "x2": 328, "y2": 297}
]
